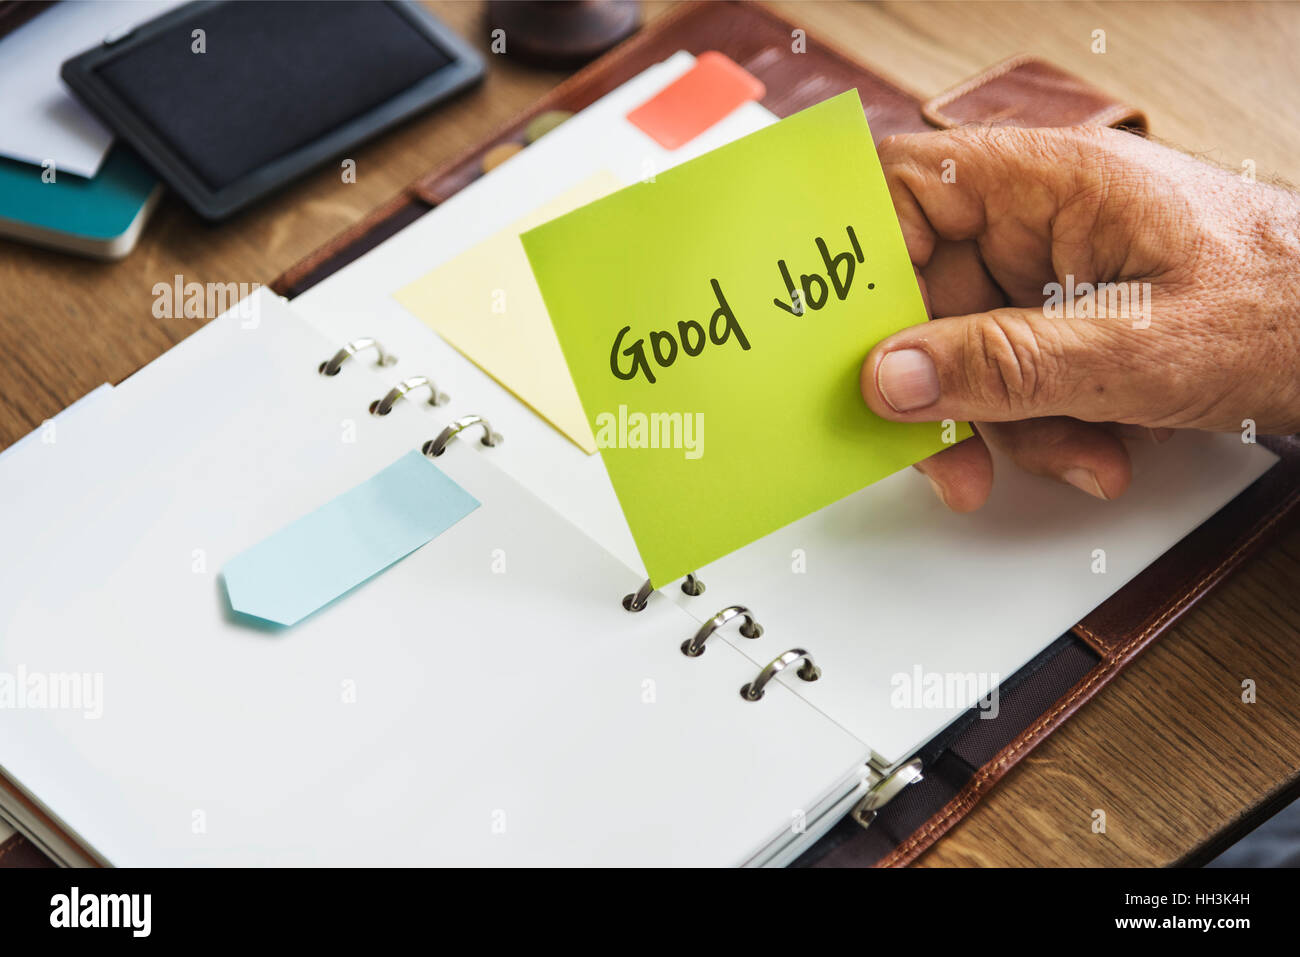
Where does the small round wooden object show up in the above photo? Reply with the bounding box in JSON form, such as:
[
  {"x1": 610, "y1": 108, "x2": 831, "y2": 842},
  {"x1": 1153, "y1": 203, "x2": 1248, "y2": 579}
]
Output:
[{"x1": 486, "y1": 1, "x2": 641, "y2": 69}]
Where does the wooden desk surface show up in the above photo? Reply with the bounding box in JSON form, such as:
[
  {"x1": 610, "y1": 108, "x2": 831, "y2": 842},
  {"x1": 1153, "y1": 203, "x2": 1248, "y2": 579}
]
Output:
[{"x1": 2, "y1": 1, "x2": 1297, "y2": 867}]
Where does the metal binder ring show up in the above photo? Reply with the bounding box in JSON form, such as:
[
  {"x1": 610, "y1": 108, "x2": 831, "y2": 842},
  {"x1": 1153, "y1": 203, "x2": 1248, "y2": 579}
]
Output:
[
  {"x1": 622, "y1": 579, "x2": 655, "y2": 613},
  {"x1": 318, "y1": 338, "x2": 398, "y2": 376},
  {"x1": 850, "y1": 758, "x2": 924, "y2": 829},
  {"x1": 369, "y1": 376, "x2": 449, "y2": 415},
  {"x1": 740, "y1": 648, "x2": 821, "y2": 701},
  {"x1": 421, "y1": 415, "x2": 502, "y2": 457},
  {"x1": 681, "y1": 605, "x2": 762, "y2": 657},
  {"x1": 622, "y1": 572, "x2": 705, "y2": 612}
]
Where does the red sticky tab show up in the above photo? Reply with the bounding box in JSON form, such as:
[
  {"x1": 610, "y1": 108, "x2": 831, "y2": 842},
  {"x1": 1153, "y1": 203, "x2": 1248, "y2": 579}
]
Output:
[{"x1": 627, "y1": 51, "x2": 766, "y2": 150}]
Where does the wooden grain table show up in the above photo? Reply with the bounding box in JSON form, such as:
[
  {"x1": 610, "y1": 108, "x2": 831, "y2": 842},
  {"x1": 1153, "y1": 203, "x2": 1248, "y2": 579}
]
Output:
[{"x1": 2, "y1": 0, "x2": 1297, "y2": 867}]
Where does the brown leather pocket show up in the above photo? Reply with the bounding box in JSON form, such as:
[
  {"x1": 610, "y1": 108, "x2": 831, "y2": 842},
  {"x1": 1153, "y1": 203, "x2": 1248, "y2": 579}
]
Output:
[{"x1": 922, "y1": 55, "x2": 1147, "y2": 133}]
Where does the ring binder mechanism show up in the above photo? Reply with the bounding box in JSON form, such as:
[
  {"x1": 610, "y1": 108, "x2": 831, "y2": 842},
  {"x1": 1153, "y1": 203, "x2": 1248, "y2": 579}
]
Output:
[
  {"x1": 622, "y1": 573, "x2": 705, "y2": 612},
  {"x1": 849, "y1": 758, "x2": 924, "y2": 830},
  {"x1": 369, "y1": 375, "x2": 449, "y2": 416},
  {"x1": 740, "y1": 648, "x2": 821, "y2": 702},
  {"x1": 318, "y1": 338, "x2": 398, "y2": 376},
  {"x1": 681, "y1": 605, "x2": 762, "y2": 657},
  {"x1": 421, "y1": 414, "x2": 502, "y2": 457}
]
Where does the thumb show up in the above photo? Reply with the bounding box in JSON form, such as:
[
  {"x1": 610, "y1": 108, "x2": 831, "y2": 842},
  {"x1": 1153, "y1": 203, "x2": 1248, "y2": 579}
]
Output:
[{"x1": 861, "y1": 307, "x2": 1134, "y2": 424}]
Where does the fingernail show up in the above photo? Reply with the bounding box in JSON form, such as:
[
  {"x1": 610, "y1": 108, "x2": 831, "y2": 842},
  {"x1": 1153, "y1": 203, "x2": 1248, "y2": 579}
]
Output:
[
  {"x1": 877, "y1": 348, "x2": 940, "y2": 412},
  {"x1": 1062, "y1": 467, "x2": 1108, "y2": 500},
  {"x1": 1149, "y1": 428, "x2": 1175, "y2": 443}
]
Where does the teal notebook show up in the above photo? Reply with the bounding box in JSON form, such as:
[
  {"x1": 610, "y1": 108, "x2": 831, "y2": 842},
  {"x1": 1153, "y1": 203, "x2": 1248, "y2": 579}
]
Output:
[{"x1": 0, "y1": 144, "x2": 162, "y2": 260}]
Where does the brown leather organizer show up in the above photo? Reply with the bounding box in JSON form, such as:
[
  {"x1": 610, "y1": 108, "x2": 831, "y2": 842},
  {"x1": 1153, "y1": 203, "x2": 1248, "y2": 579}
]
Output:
[{"x1": 2, "y1": 0, "x2": 1294, "y2": 869}]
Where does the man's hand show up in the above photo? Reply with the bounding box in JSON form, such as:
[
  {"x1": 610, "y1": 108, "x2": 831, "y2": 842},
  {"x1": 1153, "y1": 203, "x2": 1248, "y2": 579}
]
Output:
[{"x1": 861, "y1": 125, "x2": 1300, "y2": 511}]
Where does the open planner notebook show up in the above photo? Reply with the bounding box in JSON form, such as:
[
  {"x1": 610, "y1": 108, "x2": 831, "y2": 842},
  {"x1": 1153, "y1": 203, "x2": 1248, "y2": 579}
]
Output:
[{"x1": 0, "y1": 51, "x2": 1280, "y2": 867}]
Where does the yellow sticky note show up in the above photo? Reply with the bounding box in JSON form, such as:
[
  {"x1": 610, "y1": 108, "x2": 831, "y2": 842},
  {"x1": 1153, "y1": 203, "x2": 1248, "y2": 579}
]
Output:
[
  {"x1": 522, "y1": 91, "x2": 970, "y2": 586},
  {"x1": 394, "y1": 172, "x2": 623, "y2": 454}
]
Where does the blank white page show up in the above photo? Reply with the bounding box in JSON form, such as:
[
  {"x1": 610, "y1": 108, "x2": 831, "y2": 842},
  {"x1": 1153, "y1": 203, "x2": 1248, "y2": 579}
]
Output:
[
  {"x1": 0, "y1": 291, "x2": 869, "y2": 866},
  {"x1": 667, "y1": 432, "x2": 1277, "y2": 763},
  {"x1": 0, "y1": 381, "x2": 114, "y2": 605},
  {"x1": 0, "y1": 382, "x2": 111, "y2": 464}
]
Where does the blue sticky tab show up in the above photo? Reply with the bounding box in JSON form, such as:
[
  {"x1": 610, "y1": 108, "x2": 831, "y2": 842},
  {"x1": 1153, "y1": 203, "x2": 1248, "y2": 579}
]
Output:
[{"x1": 223, "y1": 451, "x2": 479, "y2": 626}]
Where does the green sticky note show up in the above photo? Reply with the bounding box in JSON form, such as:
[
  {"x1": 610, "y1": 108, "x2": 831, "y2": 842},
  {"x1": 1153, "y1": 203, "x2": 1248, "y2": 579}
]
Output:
[{"x1": 522, "y1": 90, "x2": 968, "y2": 586}]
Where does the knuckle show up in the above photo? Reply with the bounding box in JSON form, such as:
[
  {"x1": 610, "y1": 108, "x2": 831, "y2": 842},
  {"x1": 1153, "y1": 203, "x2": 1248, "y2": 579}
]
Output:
[
  {"x1": 963, "y1": 312, "x2": 1060, "y2": 413},
  {"x1": 877, "y1": 132, "x2": 926, "y2": 171},
  {"x1": 877, "y1": 133, "x2": 905, "y2": 157},
  {"x1": 972, "y1": 125, "x2": 1073, "y2": 164}
]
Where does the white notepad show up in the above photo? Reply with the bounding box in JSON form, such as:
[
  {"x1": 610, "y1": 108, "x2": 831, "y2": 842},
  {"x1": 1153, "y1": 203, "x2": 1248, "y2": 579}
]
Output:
[{"x1": 0, "y1": 291, "x2": 871, "y2": 866}]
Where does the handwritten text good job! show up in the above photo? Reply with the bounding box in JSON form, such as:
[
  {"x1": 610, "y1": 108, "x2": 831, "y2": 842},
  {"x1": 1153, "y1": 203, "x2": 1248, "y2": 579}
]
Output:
[{"x1": 608, "y1": 226, "x2": 871, "y2": 385}]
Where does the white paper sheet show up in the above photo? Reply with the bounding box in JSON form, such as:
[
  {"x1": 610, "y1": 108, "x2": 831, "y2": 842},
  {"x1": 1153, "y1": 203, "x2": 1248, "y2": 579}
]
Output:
[
  {"x1": 667, "y1": 432, "x2": 1277, "y2": 762},
  {"x1": 0, "y1": 1, "x2": 179, "y2": 178},
  {"x1": 0, "y1": 381, "x2": 112, "y2": 463}
]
